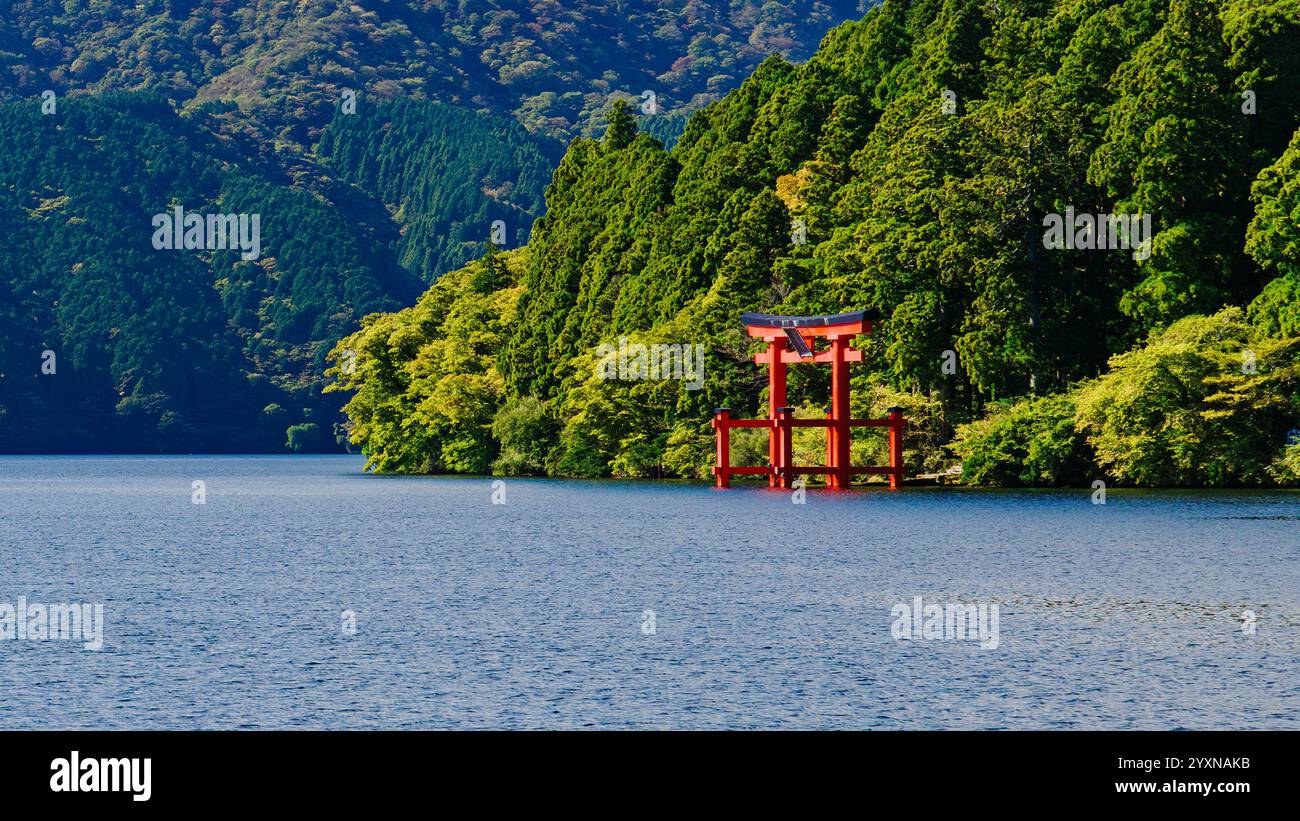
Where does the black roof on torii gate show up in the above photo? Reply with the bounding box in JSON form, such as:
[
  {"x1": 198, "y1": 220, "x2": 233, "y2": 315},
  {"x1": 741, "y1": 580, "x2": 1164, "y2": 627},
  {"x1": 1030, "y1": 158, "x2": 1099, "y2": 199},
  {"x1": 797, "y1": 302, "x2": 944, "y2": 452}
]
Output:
[{"x1": 740, "y1": 309, "x2": 881, "y2": 329}]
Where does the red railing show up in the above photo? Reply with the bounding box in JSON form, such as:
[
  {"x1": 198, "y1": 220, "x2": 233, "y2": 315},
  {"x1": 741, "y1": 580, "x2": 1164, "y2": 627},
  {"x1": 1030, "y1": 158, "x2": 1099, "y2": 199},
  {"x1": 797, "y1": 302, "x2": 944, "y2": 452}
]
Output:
[{"x1": 712, "y1": 406, "x2": 905, "y2": 490}]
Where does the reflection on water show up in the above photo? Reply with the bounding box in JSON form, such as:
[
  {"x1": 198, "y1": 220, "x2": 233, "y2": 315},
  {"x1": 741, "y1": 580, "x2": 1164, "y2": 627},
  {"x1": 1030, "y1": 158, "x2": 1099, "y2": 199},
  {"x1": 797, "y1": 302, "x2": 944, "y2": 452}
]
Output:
[{"x1": 0, "y1": 455, "x2": 1295, "y2": 729}]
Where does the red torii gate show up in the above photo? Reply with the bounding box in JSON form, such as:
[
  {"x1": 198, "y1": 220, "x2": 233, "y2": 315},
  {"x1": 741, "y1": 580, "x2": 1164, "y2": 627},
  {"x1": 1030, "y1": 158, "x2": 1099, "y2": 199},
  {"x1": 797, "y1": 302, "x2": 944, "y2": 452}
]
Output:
[{"x1": 711, "y1": 310, "x2": 905, "y2": 490}]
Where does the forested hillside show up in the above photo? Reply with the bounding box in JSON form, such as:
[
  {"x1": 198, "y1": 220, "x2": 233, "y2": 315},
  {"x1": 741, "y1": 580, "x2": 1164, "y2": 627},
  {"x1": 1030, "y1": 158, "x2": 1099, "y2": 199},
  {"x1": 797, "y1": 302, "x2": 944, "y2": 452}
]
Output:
[
  {"x1": 0, "y1": 0, "x2": 868, "y2": 142},
  {"x1": 317, "y1": 99, "x2": 564, "y2": 281},
  {"x1": 0, "y1": 93, "x2": 420, "y2": 453},
  {"x1": 0, "y1": 0, "x2": 868, "y2": 284},
  {"x1": 331, "y1": 0, "x2": 1300, "y2": 487}
]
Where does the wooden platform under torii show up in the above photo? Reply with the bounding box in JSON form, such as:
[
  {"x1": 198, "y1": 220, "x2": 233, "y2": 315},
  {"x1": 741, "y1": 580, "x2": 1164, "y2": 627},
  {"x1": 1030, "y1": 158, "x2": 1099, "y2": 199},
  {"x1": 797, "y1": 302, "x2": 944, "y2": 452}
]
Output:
[{"x1": 711, "y1": 310, "x2": 906, "y2": 490}]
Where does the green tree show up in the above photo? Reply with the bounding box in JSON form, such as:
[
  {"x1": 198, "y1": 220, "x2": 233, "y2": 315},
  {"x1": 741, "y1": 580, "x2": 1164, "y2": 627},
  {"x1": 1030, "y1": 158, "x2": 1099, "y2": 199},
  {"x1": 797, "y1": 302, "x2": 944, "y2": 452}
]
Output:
[
  {"x1": 491, "y1": 396, "x2": 558, "y2": 475},
  {"x1": 604, "y1": 100, "x2": 636, "y2": 150},
  {"x1": 1089, "y1": 0, "x2": 1247, "y2": 329},
  {"x1": 1246, "y1": 126, "x2": 1300, "y2": 337},
  {"x1": 286, "y1": 423, "x2": 324, "y2": 452}
]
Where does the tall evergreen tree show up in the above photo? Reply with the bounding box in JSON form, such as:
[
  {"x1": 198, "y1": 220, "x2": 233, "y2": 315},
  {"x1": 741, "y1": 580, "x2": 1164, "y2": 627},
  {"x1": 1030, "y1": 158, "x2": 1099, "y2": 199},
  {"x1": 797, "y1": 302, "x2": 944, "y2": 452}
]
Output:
[{"x1": 604, "y1": 100, "x2": 637, "y2": 150}]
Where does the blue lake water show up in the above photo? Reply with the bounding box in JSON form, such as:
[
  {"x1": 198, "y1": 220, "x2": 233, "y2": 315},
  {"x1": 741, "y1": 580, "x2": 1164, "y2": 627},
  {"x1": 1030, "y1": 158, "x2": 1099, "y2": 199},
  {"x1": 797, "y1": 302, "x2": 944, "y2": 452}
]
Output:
[{"x1": 0, "y1": 454, "x2": 1295, "y2": 729}]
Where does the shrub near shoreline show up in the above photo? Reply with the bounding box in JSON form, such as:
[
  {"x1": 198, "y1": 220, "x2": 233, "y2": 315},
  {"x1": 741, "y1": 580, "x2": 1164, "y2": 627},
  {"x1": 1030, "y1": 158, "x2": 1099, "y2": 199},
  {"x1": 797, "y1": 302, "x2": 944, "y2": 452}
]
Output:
[{"x1": 953, "y1": 308, "x2": 1300, "y2": 488}]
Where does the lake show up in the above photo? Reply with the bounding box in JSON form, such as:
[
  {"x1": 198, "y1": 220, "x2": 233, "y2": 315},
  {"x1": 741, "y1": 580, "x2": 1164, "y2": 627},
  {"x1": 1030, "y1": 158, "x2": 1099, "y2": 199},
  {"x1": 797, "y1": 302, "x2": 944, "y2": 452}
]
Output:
[{"x1": 0, "y1": 455, "x2": 1295, "y2": 729}]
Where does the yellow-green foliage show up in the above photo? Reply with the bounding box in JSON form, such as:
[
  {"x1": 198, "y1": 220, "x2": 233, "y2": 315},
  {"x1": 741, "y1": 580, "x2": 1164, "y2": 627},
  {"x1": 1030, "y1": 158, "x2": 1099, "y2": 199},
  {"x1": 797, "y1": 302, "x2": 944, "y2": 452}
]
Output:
[
  {"x1": 1075, "y1": 308, "x2": 1300, "y2": 486},
  {"x1": 327, "y1": 250, "x2": 524, "y2": 473},
  {"x1": 950, "y1": 394, "x2": 1093, "y2": 487},
  {"x1": 952, "y1": 309, "x2": 1300, "y2": 487}
]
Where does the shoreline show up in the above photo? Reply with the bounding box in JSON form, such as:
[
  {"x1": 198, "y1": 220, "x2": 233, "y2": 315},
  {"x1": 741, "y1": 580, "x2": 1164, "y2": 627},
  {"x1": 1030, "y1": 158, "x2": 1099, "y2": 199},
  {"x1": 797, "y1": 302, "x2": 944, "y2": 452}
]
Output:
[{"x1": 1, "y1": 452, "x2": 1298, "y2": 492}]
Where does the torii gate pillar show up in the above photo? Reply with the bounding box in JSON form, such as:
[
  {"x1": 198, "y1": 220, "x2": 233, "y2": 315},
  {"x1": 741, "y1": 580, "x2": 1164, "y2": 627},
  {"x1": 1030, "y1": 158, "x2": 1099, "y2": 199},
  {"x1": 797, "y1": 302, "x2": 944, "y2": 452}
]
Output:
[{"x1": 762, "y1": 339, "x2": 788, "y2": 488}]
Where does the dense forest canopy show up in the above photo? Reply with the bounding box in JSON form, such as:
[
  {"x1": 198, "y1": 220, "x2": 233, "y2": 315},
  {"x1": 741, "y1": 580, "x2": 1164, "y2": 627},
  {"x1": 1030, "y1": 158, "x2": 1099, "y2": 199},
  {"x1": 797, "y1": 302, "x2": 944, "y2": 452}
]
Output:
[
  {"x1": 330, "y1": 0, "x2": 1300, "y2": 487},
  {"x1": 317, "y1": 98, "x2": 565, "y2": 281}
]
